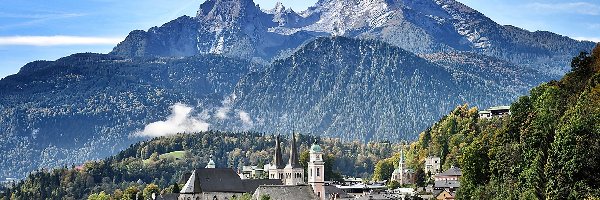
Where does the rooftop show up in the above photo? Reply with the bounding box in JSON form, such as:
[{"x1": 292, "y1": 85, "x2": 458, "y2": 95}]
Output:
[
  {"x1": 437, "y1": 166, "x2": 462, "y2": 177},
  {"x1": 180, "y1": 168, "x2": 283, "y2": 194},
  {"x1": 253, "y1": 185, "x2": 318, "y2": 200}
]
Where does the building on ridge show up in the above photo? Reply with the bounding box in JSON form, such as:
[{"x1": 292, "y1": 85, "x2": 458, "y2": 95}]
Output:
[{"x1": 479, "y1": 106, "x2": 511, "y2": 119}]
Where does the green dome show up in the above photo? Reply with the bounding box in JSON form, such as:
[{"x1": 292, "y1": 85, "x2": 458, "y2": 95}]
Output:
[{"x1": 310, "y1": 143, "x2": 322, "y2": 153}]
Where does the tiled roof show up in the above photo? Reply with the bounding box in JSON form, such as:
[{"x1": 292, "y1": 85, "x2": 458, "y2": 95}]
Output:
[
  {"x1": 434, "y1": 180, "x2": 461, "y2": 188},
  {"x1": 253, "y1": 185, "x2": 318, "y2": 200},
  {"x1": 180, "y1": 168, "x2": 284, "y2": 194},
  {"x1": 242, "y1": 179, "x2": 283, "y2": 193},
  {"x1": 437, "y1": 166, "x2": 462, "y2": 176}
]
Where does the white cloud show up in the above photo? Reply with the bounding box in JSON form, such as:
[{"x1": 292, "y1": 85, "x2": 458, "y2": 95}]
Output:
[
  {"x1": 135, "y1": 103, "x2": 210, "y2": 137},
  {"x1": 527, "y1": 2, "x2": 600, "y2": 15},
  {"x1": 215, "y1": 94, "x2": 236, "y2": 120},
  {"x1": 215, "y1": 107, "x2": 231, "y2": 120},
  {"x1": 237, "y1": 110, "x2": 254, "y2": 128},
  {"x1": 574, "y1": 37, "x2": 600, "y2": 43},
  {"x1": 0, "y1": 36, "x2": 123, "y2": 46}
]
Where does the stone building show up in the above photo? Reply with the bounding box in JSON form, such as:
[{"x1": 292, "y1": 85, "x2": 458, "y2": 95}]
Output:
[
  {"x1": 178, "y1": 168, "x2": 281, "y2": 200},
  {"x1": 268, "y1": 134, "x2": 304, "y2": 185},
  {"x1": 425, "y1": 156, "x2": 441, "y2": 175}
]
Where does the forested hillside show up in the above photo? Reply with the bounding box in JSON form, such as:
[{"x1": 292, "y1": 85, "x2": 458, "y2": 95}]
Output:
[
  {"x1": 0, "y1": 53, "x2": 255, "y2": 179},
  {"x1": 0, "y1": 131, "x2": 402, "y2": 199},
  {"x1": 392, "y1": 45, "x2": 600, "y2": 199}
]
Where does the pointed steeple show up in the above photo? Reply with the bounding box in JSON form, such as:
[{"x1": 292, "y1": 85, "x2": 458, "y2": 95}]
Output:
[
  {"x1": 273, "y1": 135, "x2": 285, "y2": 169},
  {"x1": 288, "y1": 133, "x2": 301, "y2": 168},
  {"x1": 399, "y1": 148, "x2": 404, "y2": 171},
  {"x1": 180, "y1": 170, "x2": 201, "y2": 194}
]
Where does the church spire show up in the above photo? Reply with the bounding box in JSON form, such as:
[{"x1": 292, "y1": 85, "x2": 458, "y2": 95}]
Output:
[
  {"x1": 273, "y1": 134, "x2": 285, "y2": 169},
  {"x1": 288, "y1": 133, "x2": 301, "y2": 168}
]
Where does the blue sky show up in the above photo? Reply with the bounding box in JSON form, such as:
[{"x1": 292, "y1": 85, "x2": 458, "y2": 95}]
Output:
[{"x1": 0, "y1": 0, "x2": 598, "y2": 78}]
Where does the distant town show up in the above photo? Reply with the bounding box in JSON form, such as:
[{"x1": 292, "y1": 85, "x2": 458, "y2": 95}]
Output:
[{"x1": 157, "y1": 106, "x2": 511, "y2": 200}]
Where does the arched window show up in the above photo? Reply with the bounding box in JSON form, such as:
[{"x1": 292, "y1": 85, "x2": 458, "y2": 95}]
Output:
[{"x1": 317, "y1": 168, "x2": 320, "y2": 177}]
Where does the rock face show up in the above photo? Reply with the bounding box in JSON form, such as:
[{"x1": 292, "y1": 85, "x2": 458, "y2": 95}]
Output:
[{"x1": 112, "y1": 0, "x2": 594, "y2": 77}]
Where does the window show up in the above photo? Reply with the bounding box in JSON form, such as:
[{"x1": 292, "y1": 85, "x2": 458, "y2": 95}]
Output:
[
  {"x1": 310, "y1": 169, "x2": 313, "y2": 176},
  {"x1": 317, "y1": 168, "x2": 320, "y2": 177}
]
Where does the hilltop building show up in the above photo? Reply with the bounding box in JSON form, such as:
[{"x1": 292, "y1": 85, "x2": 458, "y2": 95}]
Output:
[
  {"x1": 268, "y1": 134, "x2": 305, "y2": 185},
  {"x1": 479, "y1": 106, "x2": 510, "y2": 119},
  {"x1": 425, "y1": 156, "x2": 441, "y2": 175}
]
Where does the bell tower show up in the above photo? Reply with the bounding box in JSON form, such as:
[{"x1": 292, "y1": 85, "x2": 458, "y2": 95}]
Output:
[{"x1": 308, "y1": 142, "x2": 325, "y2": 199}]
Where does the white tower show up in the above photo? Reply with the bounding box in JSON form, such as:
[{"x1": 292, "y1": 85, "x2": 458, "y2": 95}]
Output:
[
  {"x1": 399, "y1": 148, "x2": 404, "y2": 184},
  {"x1": 308, "y1": 142, "x2": 325, "y2": 200},
  {"x1": 206, "y1": 155, "x2": 215, "y2": 168}
]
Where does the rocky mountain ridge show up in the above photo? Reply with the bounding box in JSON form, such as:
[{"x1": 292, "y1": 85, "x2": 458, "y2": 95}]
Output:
[{"x1": 113, "y1": 0, "x2": 595, "y2": 77}]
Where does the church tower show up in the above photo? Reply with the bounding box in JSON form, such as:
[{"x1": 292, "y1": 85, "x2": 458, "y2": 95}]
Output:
[
  {"x1": 391, "y1": 148, "x2": 405, "y2": 183},
  {"x1": 206, "y1": 155, "x2": 216, "y2": 168},
  {"x1": 283, "y1": 133, "x2": 304, "y2": 185},
  {"x1": 269, "y1": 135, "x2": 285, "y2": 180},
  {"x1": 308, "y1": 142, "x2": 325, "y2": 199}
]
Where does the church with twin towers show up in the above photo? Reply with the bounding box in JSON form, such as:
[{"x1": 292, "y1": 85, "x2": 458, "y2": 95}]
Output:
[{"x1": 268, "y1": 133, "x2": 326, "y2": 199}]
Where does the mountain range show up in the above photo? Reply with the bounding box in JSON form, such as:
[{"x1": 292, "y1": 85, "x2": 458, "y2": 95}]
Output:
[
  {"x1": 113, "y1": 0, "x2": 593, "y2": 77},
  {"x1": 0, "y1": 0, "x2": 595, "y2": 179}
]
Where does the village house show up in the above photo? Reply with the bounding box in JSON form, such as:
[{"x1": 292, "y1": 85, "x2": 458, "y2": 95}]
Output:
[
  {"x1": 433, "y1": 166, "x2": 462, "y2": 193},
  {"x1": 478, "y1": 106, "x2": 511, "y2": 119}
]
